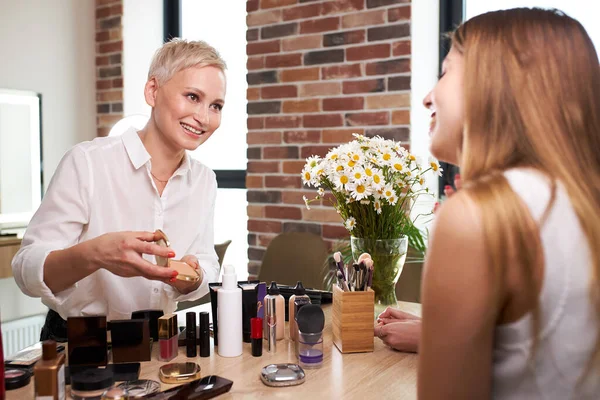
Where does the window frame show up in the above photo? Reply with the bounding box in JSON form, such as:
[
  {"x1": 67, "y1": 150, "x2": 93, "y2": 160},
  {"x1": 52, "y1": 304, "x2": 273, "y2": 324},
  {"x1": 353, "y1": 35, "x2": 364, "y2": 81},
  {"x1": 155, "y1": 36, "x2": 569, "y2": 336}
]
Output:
[{"x1": 163, "y1": 0, "x2": 247, "y2": 189}]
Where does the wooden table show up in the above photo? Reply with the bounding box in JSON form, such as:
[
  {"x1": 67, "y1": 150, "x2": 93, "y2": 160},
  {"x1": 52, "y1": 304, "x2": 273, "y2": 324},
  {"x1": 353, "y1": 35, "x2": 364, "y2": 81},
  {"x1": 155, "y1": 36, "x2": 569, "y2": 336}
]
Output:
[{"x1": 7, "y1": 302, "x2": 421, "y2": 400}]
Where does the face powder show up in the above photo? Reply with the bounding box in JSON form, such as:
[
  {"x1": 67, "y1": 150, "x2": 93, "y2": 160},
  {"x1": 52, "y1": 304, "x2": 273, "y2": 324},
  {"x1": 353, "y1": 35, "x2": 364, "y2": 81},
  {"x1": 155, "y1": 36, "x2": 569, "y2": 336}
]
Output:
[
  {"x1": 116, "y1": 380, "x2": 160, "y2": 397},
  {"x1": 4, "y1": 368, "x2": 31, "y2": 390},
  {"x1": 71, "y1": 368, "x2": 115, "y2": 400}
]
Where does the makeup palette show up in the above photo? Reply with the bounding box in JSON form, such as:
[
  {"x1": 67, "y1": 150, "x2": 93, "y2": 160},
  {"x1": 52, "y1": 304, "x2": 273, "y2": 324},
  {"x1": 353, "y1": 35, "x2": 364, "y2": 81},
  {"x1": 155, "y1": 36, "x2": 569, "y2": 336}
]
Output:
[
  {"x1": 154, "y1": 229, "x2": 200, "y2": 283},
  {"x1": 4, "y1": 368, "x2": 31, "y2": 390}
]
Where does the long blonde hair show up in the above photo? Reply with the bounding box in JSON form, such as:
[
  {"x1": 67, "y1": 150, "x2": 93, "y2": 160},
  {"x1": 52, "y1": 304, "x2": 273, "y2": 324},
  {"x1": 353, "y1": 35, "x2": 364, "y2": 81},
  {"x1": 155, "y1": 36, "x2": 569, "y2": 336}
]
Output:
[{"x1": 453, "y1": 8, "x2": 600, "y2": 370}]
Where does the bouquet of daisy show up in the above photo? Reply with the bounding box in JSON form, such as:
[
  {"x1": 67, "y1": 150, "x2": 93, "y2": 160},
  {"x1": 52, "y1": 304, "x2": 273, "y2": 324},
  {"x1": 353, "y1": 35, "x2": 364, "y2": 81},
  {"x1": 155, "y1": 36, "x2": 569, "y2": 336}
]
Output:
[{"x1": 301, "y1": 133, "x2": 441, "y2": 241}]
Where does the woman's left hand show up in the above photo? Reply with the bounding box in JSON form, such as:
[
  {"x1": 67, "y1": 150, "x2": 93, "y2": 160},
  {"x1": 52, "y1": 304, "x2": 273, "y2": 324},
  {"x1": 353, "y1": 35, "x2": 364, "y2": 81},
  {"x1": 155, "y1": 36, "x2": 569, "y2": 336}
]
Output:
[
  {"x1": 375, "y1": 319, "x2": 421, "y2": 353},
  {"x1": 167, "y1": 255, "x2": 203, "y2": 294}
]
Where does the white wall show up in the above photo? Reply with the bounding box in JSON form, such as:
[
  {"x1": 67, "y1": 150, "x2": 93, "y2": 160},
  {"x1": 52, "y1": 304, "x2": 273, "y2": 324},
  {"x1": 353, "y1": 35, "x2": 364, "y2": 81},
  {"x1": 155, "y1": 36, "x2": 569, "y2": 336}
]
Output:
[
  {"x1": 123, "y1": 0, "x2": 163, "y2": 117},
  {"x1": 0, "y1": 0, "x2": 96, "y2": 322}
]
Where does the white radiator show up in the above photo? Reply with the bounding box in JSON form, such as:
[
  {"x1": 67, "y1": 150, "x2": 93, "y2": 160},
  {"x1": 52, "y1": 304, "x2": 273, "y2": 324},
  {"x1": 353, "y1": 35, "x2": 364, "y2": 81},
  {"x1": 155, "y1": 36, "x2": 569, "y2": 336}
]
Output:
[{"x1": 1, "y1": 314, "x2": 46, "y2": 358}]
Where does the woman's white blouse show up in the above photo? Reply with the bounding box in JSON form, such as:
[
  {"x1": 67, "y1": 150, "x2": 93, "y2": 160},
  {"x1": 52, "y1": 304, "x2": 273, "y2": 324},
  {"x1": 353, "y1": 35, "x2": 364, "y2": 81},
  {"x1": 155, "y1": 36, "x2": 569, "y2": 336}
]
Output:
[{"x1": 12, "y1": 127, "x2": 220, "y2": 321}]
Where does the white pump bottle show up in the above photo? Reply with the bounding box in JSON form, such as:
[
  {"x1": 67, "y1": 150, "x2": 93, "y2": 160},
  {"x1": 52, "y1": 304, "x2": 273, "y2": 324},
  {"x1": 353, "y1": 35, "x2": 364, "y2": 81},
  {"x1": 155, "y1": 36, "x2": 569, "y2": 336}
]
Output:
[{"x1": 217, "y1": 265, "x2": 243, "y2": 357}]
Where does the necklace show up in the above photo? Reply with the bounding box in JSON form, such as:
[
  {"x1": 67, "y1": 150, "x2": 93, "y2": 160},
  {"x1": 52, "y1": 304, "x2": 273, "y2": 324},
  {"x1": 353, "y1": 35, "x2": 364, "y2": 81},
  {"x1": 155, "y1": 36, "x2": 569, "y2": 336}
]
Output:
[{"x1": 150, "y1": 171, "x2": 169, "y2": 184}]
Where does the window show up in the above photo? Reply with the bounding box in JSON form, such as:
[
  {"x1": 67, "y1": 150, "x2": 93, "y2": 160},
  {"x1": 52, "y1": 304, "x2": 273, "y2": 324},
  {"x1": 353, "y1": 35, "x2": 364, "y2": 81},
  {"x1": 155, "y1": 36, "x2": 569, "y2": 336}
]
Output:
[{"x1": 178, "y1": 0, "x2": 249, "y2": 279}]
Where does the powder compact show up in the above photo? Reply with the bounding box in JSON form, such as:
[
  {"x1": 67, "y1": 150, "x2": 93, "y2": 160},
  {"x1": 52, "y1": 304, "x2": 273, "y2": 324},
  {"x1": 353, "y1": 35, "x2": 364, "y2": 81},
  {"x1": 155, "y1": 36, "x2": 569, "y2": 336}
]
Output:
[
  {"x1": 154, "y1": 229, "x2": 200, "y2": 283},
  {"x1": 116, "y1": 379, "x2": 161, "y2": 397},
  {"x1": 159, "y1": 362, "x2": 202, "y2": 384},
  {"x1": 260, "y1": 363, "x2": 305, "y2": 387},
  {"x1": 4, "y1": 368, "x2": 31, "y2": 390}
]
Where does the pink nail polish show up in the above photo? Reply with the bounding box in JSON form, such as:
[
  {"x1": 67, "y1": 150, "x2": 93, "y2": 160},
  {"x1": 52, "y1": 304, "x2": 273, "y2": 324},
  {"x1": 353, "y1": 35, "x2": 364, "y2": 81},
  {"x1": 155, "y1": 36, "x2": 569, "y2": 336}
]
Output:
[
  {"x1": 167, "y1": 252, "x2": 175, "y2": 258},
  {"x1": 444, "y1": 185, "x2": 451, "y2": 190}
]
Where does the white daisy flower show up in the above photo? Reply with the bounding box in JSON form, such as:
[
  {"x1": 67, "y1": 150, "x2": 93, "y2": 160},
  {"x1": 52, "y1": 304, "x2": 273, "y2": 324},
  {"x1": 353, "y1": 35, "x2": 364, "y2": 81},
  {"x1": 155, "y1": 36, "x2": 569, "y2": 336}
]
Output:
[
  {"x1": 306, "y1": 155, "x2": 321, "y2": 169},
  {"x1": 317, "y1": 187, "x2": 325, "y2": 197},
  {"x1": 429, "y1": 157, "x2": 443, "y2": 177},
  {"x1": 303, "y1": 195, "x2": 311, "y2": 210},
  {"x1": 301, "y1": 167, "x2": 314, "y2": 186},
  {"x1": 344, "y1": 217, "x2": 356, "y2": 231},
  {"x1": 373, "y1": 199, "x2": 382, "y2": 214},
  {"x1": 351, "y1": 167, "x2": 367, "y2": 184},
  {"x1": 390, "y1": 158, "x2": 404, "y2": 173},
  {"x1": 334, "y1": 171, "x2": 351, "y2": 190},
  {"x1": 347, "y1": 182, "x2": 373, "y2": 201},
  {"x1": 370, "y1": 168, "x2": 385, "y2": 189},
  {"x1": 382, "y1": 185, "x2": 396, "y2": 200}
]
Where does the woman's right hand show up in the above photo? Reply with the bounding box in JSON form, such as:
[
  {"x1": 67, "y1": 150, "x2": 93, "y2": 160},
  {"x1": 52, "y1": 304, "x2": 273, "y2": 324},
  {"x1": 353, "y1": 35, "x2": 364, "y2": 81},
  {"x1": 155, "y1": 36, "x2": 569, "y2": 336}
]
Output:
[
  {"x1": 85, "y1": 231, "x2": 178, "y2": 282},
  {"x1": 377, "y1": 306, "x2": 421, "y2": 325}
]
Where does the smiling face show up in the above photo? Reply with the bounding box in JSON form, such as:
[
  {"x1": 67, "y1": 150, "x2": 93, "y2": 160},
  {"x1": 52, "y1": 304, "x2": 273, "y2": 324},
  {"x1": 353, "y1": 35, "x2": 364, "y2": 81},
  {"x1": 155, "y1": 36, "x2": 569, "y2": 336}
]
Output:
[
  {"x1": 145, "y1": 65, "x2": 226, "y2": 151},
  {"x1": 423, "y1": 47, "x2": 465, "y2": 165}
]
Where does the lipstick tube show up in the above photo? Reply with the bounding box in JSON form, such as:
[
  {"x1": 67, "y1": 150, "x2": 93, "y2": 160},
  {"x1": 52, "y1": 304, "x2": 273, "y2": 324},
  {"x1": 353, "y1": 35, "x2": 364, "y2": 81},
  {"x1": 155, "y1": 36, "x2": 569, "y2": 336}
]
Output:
[
  {"x1": 186, "y1": 312, "x2": 197, "y2": 358},
  {"x1": 199, "y1": 312, "x2": 210, "y2": 358},
  {"x1": 251, "y1": 318, "x2": 263, "y2": 357},
  {"x1": 158, "y1": 315, "x2": 178, "y2": 362}
]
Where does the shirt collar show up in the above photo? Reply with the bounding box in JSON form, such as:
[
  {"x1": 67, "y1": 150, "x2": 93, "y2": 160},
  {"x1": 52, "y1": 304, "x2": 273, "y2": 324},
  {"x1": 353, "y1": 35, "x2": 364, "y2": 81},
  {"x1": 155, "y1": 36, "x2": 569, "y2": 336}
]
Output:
[
  {"x1": 122, "y1": 127, "x2": 151, "y2": 170},
  {"x1": 122, "y1": 127, "x2": 192, "y2": 176}
]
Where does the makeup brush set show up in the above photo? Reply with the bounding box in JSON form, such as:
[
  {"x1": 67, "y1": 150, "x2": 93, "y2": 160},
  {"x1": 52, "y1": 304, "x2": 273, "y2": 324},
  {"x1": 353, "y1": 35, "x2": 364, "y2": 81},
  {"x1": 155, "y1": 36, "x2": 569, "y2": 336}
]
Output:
[{"x1": 333, "y1": 251, "x2": 374, "y2": 292}]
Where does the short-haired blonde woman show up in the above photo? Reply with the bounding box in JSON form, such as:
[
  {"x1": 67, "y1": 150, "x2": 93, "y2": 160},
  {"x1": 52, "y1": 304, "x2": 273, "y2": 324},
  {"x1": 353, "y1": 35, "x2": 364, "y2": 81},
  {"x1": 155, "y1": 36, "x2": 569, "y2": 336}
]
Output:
[
  {"x1": 12, "y1": 39, "x2": 226, "y2": 341},
  {"x1": 376, "y1": 8, "x2": 600, "y2": 399}
]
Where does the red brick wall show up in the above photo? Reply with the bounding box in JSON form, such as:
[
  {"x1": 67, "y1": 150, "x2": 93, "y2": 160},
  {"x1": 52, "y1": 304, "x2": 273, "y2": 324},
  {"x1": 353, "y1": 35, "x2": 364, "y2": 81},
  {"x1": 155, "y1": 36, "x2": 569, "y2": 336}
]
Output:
[
  {"x1": 245, "y1": 0, "x2": 412, "y2": 277},
  {"x1": 95, "y1": 0, "x2": 124, "y2": 137}
]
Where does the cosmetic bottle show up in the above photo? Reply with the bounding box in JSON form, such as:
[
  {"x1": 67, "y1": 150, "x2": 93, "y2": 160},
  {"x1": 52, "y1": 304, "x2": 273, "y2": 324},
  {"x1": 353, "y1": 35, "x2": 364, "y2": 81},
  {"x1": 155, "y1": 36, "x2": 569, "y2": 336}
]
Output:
[
  {"x1": 251, "y1": 317, "x2": 263, "y2": 357},
  {"x1": 289, "y1": 281, "x2": 310, "y2": 341},
  {"x1": 217, "y1": 265, "x2": 243, "y2": 357},
  {"x1": 199, "y1": 312, "x2": 210, "y2": 358},
  {"x1": 186, "y1": 312, "x2": 197, "y2": 358},
  {"x1": 33, "y1": 340, "x2": 66, "y2": 400},
  {"x1": 158, "y1": 315, "x2": 178, "y2": 362},
  {"x1": 263, "y1": 282, "x2": 285, "y2": 341},
  {"x1": 264, "y1": 291, "x2": 277, "y2": 353}
]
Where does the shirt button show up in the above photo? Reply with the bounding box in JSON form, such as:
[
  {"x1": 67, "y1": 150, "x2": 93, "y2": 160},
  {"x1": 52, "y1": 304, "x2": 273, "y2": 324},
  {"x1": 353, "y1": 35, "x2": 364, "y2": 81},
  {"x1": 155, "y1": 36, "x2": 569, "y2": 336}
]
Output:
[{"x1": 153, "y1": 288, "x2": 159, "y2": 294}]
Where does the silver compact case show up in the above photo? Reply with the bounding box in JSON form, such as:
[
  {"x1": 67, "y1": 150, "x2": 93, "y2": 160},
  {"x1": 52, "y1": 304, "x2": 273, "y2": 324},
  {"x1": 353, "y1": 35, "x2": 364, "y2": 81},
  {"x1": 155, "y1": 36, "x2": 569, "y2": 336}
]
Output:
[{"x1": 260, "y1": 363, "x2": 306, "y2": 387}]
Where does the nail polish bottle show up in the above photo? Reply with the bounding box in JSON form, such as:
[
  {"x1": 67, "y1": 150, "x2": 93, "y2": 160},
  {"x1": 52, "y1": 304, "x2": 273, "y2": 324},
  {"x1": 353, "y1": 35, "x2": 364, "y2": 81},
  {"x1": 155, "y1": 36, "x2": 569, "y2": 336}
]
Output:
[
  {"x1": 289, "y1": 281, "x2": 310, "y2": 341},
  {"x1": 186, "y1": 312, "x2": 197, "y2": 358},
  {"x1": 33, "y1": 340, "x2": 66, "y2": 400},
  {"x1": 158, "y1": 315, "x2": 178, "y2": 362}
]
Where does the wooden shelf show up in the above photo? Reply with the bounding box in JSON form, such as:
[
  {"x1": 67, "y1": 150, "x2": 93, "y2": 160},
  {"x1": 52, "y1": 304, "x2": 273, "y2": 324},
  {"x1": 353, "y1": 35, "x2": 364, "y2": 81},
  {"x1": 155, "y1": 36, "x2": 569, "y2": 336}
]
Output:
[{"x1": 0, "y1": 236, "x2": 22, "y2": 279}]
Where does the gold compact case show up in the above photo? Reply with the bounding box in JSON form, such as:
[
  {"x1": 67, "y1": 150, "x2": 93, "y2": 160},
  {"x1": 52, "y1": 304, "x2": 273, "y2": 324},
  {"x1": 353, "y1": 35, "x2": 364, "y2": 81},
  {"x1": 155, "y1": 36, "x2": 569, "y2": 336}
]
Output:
[
  {"x1": 154, "y1": 230, "x2": 200, "y2": 283},
  {"x1": 159, "y1": 362, "x2": 202, "y2": 384}
]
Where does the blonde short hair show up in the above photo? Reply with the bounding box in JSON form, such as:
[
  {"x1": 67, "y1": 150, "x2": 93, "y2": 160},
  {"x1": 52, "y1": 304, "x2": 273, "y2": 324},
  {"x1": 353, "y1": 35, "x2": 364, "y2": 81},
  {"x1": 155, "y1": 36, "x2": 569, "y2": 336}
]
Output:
[{"x1": 148, "y1": 38, "x2": 227, "y2": 84}]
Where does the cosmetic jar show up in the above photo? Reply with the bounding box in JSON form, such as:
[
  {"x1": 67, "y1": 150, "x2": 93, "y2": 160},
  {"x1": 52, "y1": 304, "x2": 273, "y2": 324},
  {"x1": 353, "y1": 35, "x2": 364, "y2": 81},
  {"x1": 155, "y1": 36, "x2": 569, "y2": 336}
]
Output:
[
  {"x1": 297, "y1": 330, "x2": 324, "y2": 369},
  {"x1": 70, "y1": 368, "x2": 115, "y2": 400},
  {"x1": 159, "y1": 362, "x2": 201, "y2": 384},
  {"x1": 101, "y1": 386, "x2": 129, "y2": 400},
  {"x1": 116, "y1": 379, "x2": 160, "y2": 397},
  {"x1": 4, "y1": 368, "x2": 31, "y2": 390}
]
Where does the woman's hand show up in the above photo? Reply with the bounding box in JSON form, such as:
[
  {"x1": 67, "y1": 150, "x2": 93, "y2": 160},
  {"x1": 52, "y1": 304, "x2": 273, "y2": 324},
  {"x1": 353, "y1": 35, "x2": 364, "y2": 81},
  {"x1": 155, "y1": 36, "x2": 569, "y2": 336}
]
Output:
[
  {"x1": 375, "y1": 306, "x2": 421, "y2": 353},
  {"x1": 375, "y1": 319, "x2": 421, "y2": 353},
  {"x1": 377, "y1": 306, "x2": 420, "y2": 325},
  {"x1": 86, "y1": 231, "x2": 178, "y2": 282},
  {"x1": 167, "y1": 255, "x2": 204, "y2": 295}
]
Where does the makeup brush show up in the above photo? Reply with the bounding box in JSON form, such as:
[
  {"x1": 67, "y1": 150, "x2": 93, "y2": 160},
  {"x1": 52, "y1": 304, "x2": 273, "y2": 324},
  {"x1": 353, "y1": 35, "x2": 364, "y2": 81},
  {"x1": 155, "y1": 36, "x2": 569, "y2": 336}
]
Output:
[
  {"x1": 353, "y1": 263, "x2": 360, "y2": 291},
  {"x1": 336, "y1": 270, "x2": 349, "y2": 292},
  {"x1": 366, "y1": 259, "x2": 374, "y2": 290},
  {"x1": 333, "y1": 252, "x2": 346, "y2": 280},
  {"x1": 358, "y1": 261, "x2": 367, "y2": 291}
]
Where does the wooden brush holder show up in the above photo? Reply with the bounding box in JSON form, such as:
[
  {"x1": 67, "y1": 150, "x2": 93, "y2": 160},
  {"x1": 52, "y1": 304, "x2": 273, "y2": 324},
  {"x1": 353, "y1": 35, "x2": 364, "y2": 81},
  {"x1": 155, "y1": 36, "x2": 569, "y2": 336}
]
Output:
[{"x1": 331, "y1": 284, "x2": 374, "y2": 353}]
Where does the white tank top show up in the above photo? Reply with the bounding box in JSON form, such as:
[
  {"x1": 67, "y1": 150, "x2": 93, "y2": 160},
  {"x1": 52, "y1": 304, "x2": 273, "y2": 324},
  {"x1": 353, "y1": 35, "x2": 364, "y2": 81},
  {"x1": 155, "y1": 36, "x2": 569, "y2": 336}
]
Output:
[{"x1": 493, "y1": 169, "x2": 599, "y2": 399}]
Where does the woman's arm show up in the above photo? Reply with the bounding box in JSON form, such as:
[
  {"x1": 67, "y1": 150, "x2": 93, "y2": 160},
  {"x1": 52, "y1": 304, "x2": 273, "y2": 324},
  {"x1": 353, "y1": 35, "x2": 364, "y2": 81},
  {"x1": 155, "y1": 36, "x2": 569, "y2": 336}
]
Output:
[
  {"x1": 418, "y1": 193, "x2": 502, "y2": 400},
  {"x1": 12, "y1": 147, "x2": 176, "y2": 298}
]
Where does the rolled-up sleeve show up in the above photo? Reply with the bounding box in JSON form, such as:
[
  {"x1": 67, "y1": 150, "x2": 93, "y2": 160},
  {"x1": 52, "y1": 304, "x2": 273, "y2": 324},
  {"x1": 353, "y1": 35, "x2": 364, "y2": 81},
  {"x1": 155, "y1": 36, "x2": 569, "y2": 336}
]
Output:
[
  {"x1": 165, "y1": 175, "x2": 220, "y2": 302},
  {"x1": 11, "y1": 146, "x2": 91, "y2": 308}
]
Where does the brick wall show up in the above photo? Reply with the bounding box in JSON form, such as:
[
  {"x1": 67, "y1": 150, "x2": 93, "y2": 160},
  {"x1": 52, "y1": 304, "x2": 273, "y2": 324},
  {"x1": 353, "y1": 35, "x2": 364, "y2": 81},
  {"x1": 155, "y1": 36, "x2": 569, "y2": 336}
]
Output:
[
  {"x1": 95, "y1": 0, "x2": 124, "y2": 137},
  {"x1": 245, "y1": 0, "x2": 412, "y2": 277}
]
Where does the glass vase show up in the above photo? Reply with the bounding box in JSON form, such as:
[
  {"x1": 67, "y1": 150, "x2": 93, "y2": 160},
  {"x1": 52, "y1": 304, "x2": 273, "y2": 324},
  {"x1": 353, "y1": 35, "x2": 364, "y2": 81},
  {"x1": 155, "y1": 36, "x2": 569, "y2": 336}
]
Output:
[{"x1": 350, "y1": 236, "x2": 408, "y2": 316}]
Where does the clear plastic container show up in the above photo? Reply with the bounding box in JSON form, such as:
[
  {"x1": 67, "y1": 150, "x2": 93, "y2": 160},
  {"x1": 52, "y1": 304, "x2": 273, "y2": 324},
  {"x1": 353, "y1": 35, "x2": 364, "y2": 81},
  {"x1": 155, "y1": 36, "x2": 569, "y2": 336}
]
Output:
[{"x1": 297, "y1": 330, "x2": 323, "y2": 369}]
